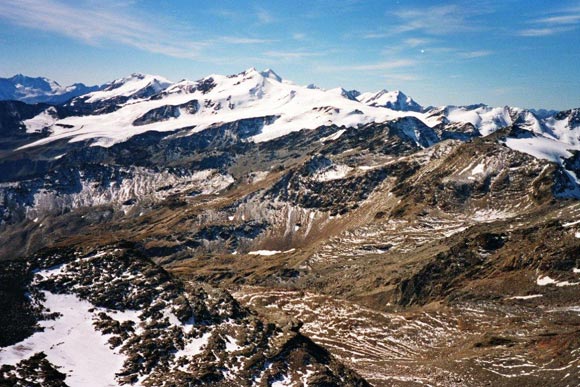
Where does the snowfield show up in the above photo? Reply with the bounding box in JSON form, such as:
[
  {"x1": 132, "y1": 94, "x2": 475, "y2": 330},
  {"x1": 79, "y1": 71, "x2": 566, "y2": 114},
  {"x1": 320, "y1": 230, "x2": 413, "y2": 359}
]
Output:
[{"x1": 0, "y1": 291, "x2": 126, "y2": 387}]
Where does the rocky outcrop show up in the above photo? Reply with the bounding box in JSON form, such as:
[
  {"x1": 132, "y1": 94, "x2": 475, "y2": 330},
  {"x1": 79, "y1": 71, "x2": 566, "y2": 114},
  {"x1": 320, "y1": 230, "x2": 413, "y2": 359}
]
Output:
[
  {"x1": 133, "y1": 100, "x2": 200, "y2": 126},
  {"x1": 0, "y1": 246, "x2": 370, "y2": 386}
]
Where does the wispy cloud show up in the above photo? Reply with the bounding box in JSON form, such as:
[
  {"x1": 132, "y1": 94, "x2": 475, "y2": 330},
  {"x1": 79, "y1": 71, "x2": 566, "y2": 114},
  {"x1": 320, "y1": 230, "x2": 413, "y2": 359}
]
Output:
[
  {"x1": 491, "y1": 86, "x2": 518, "y2": 95},
  {"x1": 536, "y1": 14, "x2": 580, "y2": 25},
  {"x1": 404, "y1": 38, "x2": 432, "y2": 48},
  {"x1": 420, "y1": 47, "x2": 457, "y2": 55},
  {"x1": 209, "y1": 8, "x2": 238, "y2": 20},
  {"x1": 378, "y1": 37, "x2": 438, "y2": 56},
  {"x1": 263, "y1": 50, "x2": 323, "y2": 60},
  {"x1": 320, "y1": 59, "x2": 417, "y2": 72},
  {"x1": 518, "y1": 26, "x2": 575, "y2": 37},
  {"x1": 220, "y1": 37, "x2": 276, "y2": 44},
  {"x1": 292, "y1": 33, "x2": 307, "y2": 41},
  {"x1": 0, "y1": 0, "x2": 207, "y2": 59},
  {"x1": 380, "y1": 43, "x2": 492, "y2": 61},
  {"x1": 382, "y1": 73, "x2": 422, "y2": 82},
  {"x1": 0, "y1": 0, "x2": 277, "y2": 60},
  {"x1": 363, "y1": 32, "x2": 389, "y2": 39},
  {"x1": 458, "y1": 50, "x2": 493, "y2": 59},
  {"x1": 363, "y1": 4, "x2": 492, "y2": 39},
  {"x1": 518, "y1": 6, "x2": 580, "y2": 37},
  {"x1": 256, "y1": 8, "x2": 275, "y2": 24},
  {"x1": 390, "y1": 4, "x2": 491, "y2": 35}
]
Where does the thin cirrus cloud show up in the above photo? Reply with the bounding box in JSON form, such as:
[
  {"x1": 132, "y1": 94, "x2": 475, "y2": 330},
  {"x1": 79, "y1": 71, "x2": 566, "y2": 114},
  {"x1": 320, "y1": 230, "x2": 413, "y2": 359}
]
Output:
[
  {"x1": 0, "y1": 0, "x2": 272, "y2": 60},
  {"x1": 256, "y1": 8, "x2": 276, "y2": 24},
  {"x1": 220, "y1": 37, "x2": 276, "y2": 44},
  {"x1": 518, "y1": 7, "x2": 580, "y2": 37},
  {"x1": 518, "y1": 26, "x2": 576, "y2": 37},
  {"x1": 536, "y1": 14, "x2": 580, "y2": 25},
  {"x1": 383, "y1": 73, "x2": 422, "y2": 82},
  {"x1": 320, "y1": 59, "x2": 417, "y2": 72},
  {"x1": 391, "y1": 5, "x2": 476, "y2": 35},
  {"x1": 404, "y1": 38, "x2": 432, "y2": 48},
  {"x1": 263, "y1": 50, "x2": 323, "y2": 60},
  {"x1": 292, "y1": 33, "x2": 307, "y2": 41},
  {"x1": 365, "y1": 4, "x2": 492, "y2": 37},
  {"x1": 0, "y1": 0, "x2": 205, "y2": 59},
  {"x1": 458, "y1": 50, "x2": 493, "y2": 59},
  {"x1": 381, "y1": 42, "x2": 493, "y2": 61}
]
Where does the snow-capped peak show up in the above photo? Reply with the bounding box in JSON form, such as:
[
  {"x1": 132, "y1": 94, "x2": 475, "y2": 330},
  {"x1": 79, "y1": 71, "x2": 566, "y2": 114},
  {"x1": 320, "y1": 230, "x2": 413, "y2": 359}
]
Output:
[
  {"x1": 10, "y1": 74, "x2": 62, "y2": 91},
  {"x1": 235, "y1": 67, "x2": 283, "y2": 83},
  {"x1": 327, "y1": 87, "x2": 360, "y2": 101},
  {"x1": 21, "y1": 68, "x2": 425, "y2": 148},
  {"x1": 260, "y1": 68, "x2": 282, "y2": 82},
  {"x1": 81, "y1": 73, "x2": 173, "y2": 103},
  {"x1": 358, "y1": 89, "x2": 422, "y2": 112},
  {"x1": 543, "y1": 108, "x2": 580, "y2": 147},
  {"x1": 18, "y1": 67, "x2": 578, "y2": 166}
]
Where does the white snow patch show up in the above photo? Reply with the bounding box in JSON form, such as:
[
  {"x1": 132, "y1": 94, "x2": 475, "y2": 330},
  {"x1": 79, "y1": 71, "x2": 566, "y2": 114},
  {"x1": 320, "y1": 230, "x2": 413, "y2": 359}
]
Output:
[
  {"x1": 471, "y1": 209, "x2": 510, "y2": 222},
  {"x1": 548, "y1": 306, "x2": 580, "y2": 314},
  {"x1": 313, "y1": 164, "x2": 353, "y2": 182},
  {"x1": 248, "y1": 171, "x2": 269, "y2": 183},
  {"x1": 506, "y1": 294, "x2": 543, "y2": 300},
  {"x1": 23, "y1": 107, "x2": 58, "y2": 133},
  {"x1": 33, "y1": 263, "x2": 66, "y2": 279},
  {"x1": 319, "y1": 129, "x2": 346, "y2": 142},
  {"x1": 224, "y1": 335, "x2": 241, "y2": 352},
  {"x1": 471, "y1": 162, "x2": 485, "y2": 175},
  {"x1": 503, "y1": 134, "x2": 580, "y2": 190},
  {"x1": 556, "y1": 281, "x2": 580, "y2": 287},
  {"x1": 248, "y1": 248, "x2": 295, "y2": 256},
  {"x1": 174, "y1": 332, "x2": 211, "y2": 358},
  {"x1": 445, "y1": 105, "x2": 512, "y2": 136},
  {"x1": 544, "y1": 114, "x2": 580, "y2": 147},
  {"x1": 537, "y1": 275, "x2": 580, "y2": 287},
  {"x1": 537, "y1": 276, "x2": 556, "y2": 286},
  {"x1": 271, "y1": 373, "x2": 292, "y2": 387},
  {"x1": 301, "y1": 368, "x2": 316, "y2": 387},
  {"x1": 249, "y1": 250, "x2": 281, "y2": 256},
  {"x1": 504, "y1": 136, "x2": 576, "y2": 164},
  {"x1": 0, "y1": 291, "x2": 125, "y2": 387}
]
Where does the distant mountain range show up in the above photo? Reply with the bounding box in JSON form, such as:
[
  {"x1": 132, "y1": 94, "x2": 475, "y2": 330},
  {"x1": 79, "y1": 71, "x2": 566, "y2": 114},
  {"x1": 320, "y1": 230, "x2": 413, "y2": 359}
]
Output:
[
  {"x1": 2, "y1": 68, "x2": 577, "y2": 180},
  {"x1": 0, "y1": 74, "x2": 100, "y2": 104}
]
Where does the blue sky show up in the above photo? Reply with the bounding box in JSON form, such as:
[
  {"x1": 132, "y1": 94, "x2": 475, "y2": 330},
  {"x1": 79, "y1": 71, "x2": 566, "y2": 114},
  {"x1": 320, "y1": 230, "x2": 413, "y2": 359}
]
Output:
[{"x1": 0, "y1": 0, "x2": 578, "y2": 109}]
